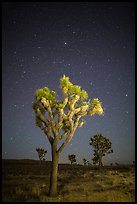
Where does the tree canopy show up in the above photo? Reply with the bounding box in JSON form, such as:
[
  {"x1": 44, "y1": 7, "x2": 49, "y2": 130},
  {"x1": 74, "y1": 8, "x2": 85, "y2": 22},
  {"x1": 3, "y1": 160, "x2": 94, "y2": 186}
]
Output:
[{"x1": 32, "y1": 75, "x2": 104, "y2": 151}]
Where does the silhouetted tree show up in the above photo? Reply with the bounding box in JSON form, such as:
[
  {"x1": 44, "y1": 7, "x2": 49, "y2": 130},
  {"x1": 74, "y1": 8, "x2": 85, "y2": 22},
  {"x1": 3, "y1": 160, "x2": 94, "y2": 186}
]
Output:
[
  {"x1": 83, "y1": 158, "x2": 89, "y2": 166},
  {"x1": 68, "y1": 154, "x2": 76, "y2": 164},
  {"x1": 36, "y1": 148, "x2": 47, "y2": 161},
  {"x1": 32, "y1": 75, "x2": 104, "y2": 196},
  {"x1": 90, "y1": 134, "x2": 113, "y2": 169}
]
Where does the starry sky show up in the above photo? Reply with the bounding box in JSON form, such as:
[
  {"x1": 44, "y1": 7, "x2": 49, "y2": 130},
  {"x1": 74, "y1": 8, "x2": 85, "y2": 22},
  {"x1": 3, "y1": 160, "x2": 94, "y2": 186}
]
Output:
[{"x1": 2, "y1": 2, "x2": 135, "y2": 165}]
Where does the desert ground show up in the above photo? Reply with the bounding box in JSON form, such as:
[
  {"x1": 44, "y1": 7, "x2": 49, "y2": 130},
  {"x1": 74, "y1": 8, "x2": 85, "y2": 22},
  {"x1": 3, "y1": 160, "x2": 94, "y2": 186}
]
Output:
[{"x1": 2, "y1": 159, "x2": 135, "y2": 202}]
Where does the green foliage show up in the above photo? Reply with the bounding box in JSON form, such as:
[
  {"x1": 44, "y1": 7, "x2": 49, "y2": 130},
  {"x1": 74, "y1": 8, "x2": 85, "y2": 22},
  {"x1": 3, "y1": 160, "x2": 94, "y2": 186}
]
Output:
[
  {"x1": 60, "y1": 75, "x2": 88, "y2": 100},
  {"x1": 60, "y1": 75, "x2": 72, "y2": 92},
  {"x1": 88, "y1": 98, "x2": 104, "y2": 115},
  {"x1": 81, "y1": 101, "x2": 90, "y2": 106},
  {"x1": 91, "y1": 98, "x2": 101, "y2": 108},
  {"x1": 33, "y1": 75, "x2": 104, "y2": 118},
  {"x1": 69, "y1": 85, "x2": 81, "y2": 95},
  {"x1": 35, "y1": 87, "x2": 56, "y2": 102},
  {"x1": 80, "y1": 90, "x2": 88, "y2": 100},
  {"x1": 55, "y1": 102, "x2": 64, "y2": 109}
]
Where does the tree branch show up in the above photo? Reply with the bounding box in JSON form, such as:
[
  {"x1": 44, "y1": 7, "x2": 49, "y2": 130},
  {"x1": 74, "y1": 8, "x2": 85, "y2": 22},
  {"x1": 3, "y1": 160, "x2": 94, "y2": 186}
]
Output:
[
  {"x1": 36, "y1": 108, "x2": 49, "y2": 126},
  {"x1": 41, "y1": 97, "x2": 57, "y2": 138},
  {"x1": 59, "y1": 131, "x2": 68, "y2": 140},
  {"x1": 57, "y1": 132, "x2": 73, "y2": 155},
  {"x1": 57, "y1": 115, "x2": 81, "y2": 155},
  {"x1": 43, "y1": 127, "x2": 54, "y2": 144}
]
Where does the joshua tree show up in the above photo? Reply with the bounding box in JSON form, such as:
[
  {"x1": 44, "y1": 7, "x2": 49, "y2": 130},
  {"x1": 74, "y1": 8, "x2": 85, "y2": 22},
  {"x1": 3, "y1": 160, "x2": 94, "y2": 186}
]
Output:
[
  {"x1": 68, "y1": 154, "x2": 76, "y2": 164},
  {"x1": 36, "y1": 148, "x2": 47, "y2": 161},
  {"x1": 83, "y1": 158, "x2": 89, "y2": 166},
  {"x1": 90, "y1": 134, "x2": 113, "y2": 169},
  {"x1": 32, "y1": 75, "x2": 104, "y2": 196}
]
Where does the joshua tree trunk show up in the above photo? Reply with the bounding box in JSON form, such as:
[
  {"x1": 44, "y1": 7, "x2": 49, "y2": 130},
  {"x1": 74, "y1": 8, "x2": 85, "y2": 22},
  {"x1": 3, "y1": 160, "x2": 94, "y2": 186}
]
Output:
[
  {"x1": 49, "y1": 142, "x2": 59, "y2": 197},
  {"x1": 99, "y1": 157, "x2": 103, "y2": 170}
]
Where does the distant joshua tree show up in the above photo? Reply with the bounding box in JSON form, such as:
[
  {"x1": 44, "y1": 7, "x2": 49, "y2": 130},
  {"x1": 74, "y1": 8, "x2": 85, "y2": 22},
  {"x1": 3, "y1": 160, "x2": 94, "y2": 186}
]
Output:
[
  {"x1": 110, "y1": 163, "x2": 113, "y2": 166},
  {"x1": 115, "y1": 162, "x2": 119, "y2": 166},
  {"x1": 133, "y1": 161, "x2": 135, "y2": 165},
  {"x1": 36, "y1": 148, "x2": 47, "y2": 161},
  {"x1": 83, "y1": 158, "x2": 89, "y2": 166},
  {"x1": 90, "y1": 134, "x2": 113, "y2": 170},
  {"x1": 68, "y1": 154, "x2": 76, "y2": 164}
]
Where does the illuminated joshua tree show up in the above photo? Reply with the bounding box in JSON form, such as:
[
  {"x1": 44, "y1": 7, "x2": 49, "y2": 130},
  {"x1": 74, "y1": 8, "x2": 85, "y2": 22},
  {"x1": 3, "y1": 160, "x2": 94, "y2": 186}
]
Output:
[
  {"x1": 36, "y1": 148, "x2": 47, "y2": 161},
  {"x1": 90, "y1": 134, "x2": 113, "y2": 169},
  {"x1": 32, "y1": 75, "x2": 104, "y2": 196},
  {"x1": 68, "y1": 154, "x2": 76, "y2": 164}
]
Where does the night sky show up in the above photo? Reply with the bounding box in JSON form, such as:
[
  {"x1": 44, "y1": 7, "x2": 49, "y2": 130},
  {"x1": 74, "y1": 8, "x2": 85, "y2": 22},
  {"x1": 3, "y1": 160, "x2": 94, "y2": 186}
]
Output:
[{"x1": 2, "y1": 2, "x2": 135, "y2": 165}]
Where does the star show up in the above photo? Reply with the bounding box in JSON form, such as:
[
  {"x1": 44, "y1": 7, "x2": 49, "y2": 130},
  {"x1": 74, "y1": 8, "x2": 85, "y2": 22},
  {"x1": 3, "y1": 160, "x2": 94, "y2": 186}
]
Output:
[
  {"x1": 64, "y1": 42, "x2": 67, "y2": 45},
  {"x1": 125, "y1": 94, "x2": 128, "y2": 97},
  {"x1": 107, "y1": 58, "x2": 110, "y2": 62}
]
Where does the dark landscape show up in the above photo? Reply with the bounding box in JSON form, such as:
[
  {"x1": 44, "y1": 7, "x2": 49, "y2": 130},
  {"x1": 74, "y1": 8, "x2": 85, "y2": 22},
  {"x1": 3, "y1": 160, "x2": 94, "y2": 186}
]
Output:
[{"x1": 2, "y1": 159, "x2": 135, "y2": 202}]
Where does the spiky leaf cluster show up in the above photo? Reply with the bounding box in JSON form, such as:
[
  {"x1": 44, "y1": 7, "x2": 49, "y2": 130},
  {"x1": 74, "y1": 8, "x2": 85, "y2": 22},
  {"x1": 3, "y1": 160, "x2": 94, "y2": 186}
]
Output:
[
  {"x1": 88, "y1": 98, "x2": 104, "y2": 115},
  {"x1": 60, "y1": 75, "x2": 88, "y2": 100},
  {"x1": 35, "y1": 87, "x2": 56, "y2": 104}
]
